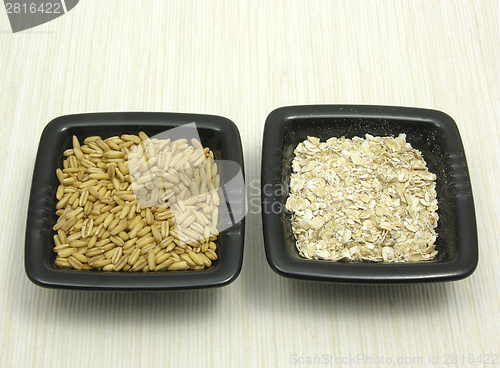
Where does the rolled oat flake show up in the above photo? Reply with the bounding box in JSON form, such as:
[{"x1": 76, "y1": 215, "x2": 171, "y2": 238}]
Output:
[{"x1": 285, "y1": 134, "x2": 439, "y2": 263}]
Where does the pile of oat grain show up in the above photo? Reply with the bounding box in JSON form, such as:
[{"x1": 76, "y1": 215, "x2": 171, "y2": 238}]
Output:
[
  {"x1": 52, "y1": 133, "x2": 220, "y2": 272},
  {"x1": 285, "y1": 134, "x2": 439, "y2": 263}
]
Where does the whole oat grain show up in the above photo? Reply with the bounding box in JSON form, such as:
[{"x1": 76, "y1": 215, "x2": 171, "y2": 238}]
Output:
[{"x1": 52, "y1": 133, "x2": 220, "y2": 271}]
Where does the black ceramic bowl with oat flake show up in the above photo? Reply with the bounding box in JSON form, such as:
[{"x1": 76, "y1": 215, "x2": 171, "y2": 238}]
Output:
[
  {"x1": 25, "y1": 112, "x2": 245, "y2": 290},
  {"x1": 261, "y1": 105, "x2": 478, "y2": 283}
]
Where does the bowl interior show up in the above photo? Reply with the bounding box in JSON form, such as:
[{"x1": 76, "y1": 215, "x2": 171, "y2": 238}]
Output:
[
  {"x1": 280, "y1": 116, "x2": 456, "y2": 264},
  {"x1": 51, "y1": 124, "x2": 230, "y2": 271}
]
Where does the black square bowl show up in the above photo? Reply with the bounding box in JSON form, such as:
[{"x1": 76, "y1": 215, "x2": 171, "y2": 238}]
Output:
[
  {"x1": 261, "y1": 105, "x2": 478, "y2": 284},
  {"x1": 26, "y1": 112, "x2": 245, "y2": 290}
]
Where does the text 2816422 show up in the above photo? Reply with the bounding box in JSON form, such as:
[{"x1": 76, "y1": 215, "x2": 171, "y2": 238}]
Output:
[{"x1": 5, "y1": 2, "x2": 62, "y2": 14}]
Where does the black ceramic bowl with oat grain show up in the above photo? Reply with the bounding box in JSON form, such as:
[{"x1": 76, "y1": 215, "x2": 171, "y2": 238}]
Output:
[
  {"x1": 261, "y1": 105, "x2": 478, "y2": 284},
  {"x1": 25, "y1": 112, "x2": 245, "y2": 290}
]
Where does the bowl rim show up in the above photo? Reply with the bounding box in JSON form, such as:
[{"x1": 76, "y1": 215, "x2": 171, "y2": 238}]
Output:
[
  {"x1": 261, "y1": 104, "x2": 478, "y2": 284},
  {"x1": 25, "y1": 112, "x2": 245, "y2": 290}
]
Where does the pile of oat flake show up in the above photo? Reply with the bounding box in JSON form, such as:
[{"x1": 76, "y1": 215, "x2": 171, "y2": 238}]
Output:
[{"x1": 285, "y1": 134, "x2": 439, "y2": 263}]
